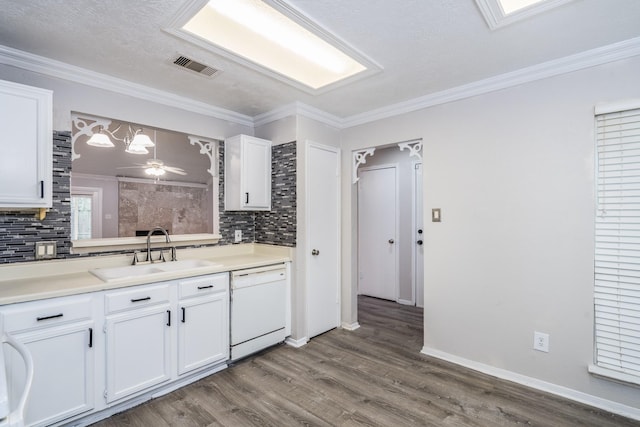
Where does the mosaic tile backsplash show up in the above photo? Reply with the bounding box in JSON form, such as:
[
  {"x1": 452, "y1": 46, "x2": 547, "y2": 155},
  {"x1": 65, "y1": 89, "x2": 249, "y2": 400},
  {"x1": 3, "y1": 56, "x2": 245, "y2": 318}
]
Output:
[{"x1": 0, "y1": 133, "x2": 297, "y2": 264}]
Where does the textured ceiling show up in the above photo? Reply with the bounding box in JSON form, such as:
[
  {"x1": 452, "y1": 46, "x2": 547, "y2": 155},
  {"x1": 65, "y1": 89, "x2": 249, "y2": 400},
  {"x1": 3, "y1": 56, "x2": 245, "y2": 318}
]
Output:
[{"x1": 1, "y1": 0, "x2": 640, "y2": 118}]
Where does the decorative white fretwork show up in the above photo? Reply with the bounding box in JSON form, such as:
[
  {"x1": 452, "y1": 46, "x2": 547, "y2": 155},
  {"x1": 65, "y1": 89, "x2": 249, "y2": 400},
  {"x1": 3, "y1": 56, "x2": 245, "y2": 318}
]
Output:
[
  {"x1": 71, "y1": 115, "x2": 112, "y2": 161},
  {"x1": 397, "y1": 139, "x2": 423, "y2": 161},
  {"x1": 188, "y1": 135, "x2": 218, "y2": 178},
  {"x1": 352, "y1": 148, "x2": 376, "y2": 184}
]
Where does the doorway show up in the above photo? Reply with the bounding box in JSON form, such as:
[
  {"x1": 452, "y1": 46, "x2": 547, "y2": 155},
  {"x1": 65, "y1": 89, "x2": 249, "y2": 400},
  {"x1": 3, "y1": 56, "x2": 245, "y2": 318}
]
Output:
[{"x1": 354, "y1": 143, "x2": 424, "y2": 309}]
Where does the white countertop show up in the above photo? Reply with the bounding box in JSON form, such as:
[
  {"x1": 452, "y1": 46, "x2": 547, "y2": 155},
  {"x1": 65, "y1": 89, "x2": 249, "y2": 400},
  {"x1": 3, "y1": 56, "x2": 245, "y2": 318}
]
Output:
[{"x1": 0, "y1": 244, "x2": 293, "y2": 305}]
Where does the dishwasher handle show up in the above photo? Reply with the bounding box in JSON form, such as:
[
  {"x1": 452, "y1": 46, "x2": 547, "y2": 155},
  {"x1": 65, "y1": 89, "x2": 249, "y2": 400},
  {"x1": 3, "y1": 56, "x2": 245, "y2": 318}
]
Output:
[{"x1": 231, "y1": 270, "x2": 286, "y2": 289}]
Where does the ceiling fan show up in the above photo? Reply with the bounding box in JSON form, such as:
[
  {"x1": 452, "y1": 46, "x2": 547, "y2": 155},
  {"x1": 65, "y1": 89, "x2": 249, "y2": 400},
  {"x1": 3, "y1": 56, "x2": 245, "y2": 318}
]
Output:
[
  {"x1": 117, "y1": 159, "x2": 187, "y2": 177},
  {"x1": 116, "y1": 130, "x2": 187, "y2": 177}
]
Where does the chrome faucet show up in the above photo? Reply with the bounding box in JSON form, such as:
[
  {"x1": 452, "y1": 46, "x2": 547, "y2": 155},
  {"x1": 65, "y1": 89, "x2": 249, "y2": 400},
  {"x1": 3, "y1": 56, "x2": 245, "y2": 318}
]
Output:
[{"x1": 146, "y1": 226, "x2": 173, "y2": 263}]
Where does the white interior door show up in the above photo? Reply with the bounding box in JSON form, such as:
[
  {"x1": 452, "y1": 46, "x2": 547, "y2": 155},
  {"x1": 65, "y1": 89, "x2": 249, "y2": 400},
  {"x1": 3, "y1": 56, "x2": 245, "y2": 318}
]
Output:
[
  {"x1": 415, "y1": 163, "x2": 424, "y2": 308},
  {"x1": 358, "y1": 165, "x2": 398, "y2": 301},
  {"x1": 307, "y1": 142, "x2": 340, "y2": 338}
]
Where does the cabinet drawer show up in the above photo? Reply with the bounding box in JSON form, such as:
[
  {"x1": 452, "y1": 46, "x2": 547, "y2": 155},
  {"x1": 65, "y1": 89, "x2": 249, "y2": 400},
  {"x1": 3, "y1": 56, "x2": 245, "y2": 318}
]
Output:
[
  {"x1": 1, "y1": 294, "x2": 93, "y2": 333},
  {"x1": 105, "y1": 283, "x2": 170, "y2": 314},
  {"x1": 179, "y1": 273, "x2": 228, "y2": 299}
]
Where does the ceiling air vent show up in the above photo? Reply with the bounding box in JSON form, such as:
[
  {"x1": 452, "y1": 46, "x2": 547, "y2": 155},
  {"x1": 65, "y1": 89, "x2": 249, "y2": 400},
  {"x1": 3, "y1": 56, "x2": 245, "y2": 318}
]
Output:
[{"x1": 172, "y1": 55, "x2": 219, "y2": 77}]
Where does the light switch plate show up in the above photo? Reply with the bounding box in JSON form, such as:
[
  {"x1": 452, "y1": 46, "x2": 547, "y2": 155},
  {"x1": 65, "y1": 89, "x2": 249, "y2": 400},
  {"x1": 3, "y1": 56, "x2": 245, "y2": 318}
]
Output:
[
  {"x1": 234, "y1": 230, "x2": 242, "y2": 243},
  {"x1": 432, "y1": 208, "x2": 441, "y2": 222}
]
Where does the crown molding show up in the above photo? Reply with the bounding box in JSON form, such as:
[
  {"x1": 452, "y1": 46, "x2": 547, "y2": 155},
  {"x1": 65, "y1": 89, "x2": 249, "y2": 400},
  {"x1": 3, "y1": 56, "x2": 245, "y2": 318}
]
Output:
[
  {"x1": 2, "y1": 35, "x2": 640, "y2": 133},
  {"x1": 342, "y1": 36, "x2": 640, "y2": 128},
  {"x1": 254, "y1": 101, "x2": 342, "y2": 129},
  {"x1": 0, "y1": 44, "x2": 254, "y2": 128}
]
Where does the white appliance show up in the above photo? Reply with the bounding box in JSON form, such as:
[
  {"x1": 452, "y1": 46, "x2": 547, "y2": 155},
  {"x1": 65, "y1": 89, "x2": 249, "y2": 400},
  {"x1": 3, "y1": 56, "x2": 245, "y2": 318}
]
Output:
[{"x1": 230, "y1": 264, "x2": 287, "y2": 361}]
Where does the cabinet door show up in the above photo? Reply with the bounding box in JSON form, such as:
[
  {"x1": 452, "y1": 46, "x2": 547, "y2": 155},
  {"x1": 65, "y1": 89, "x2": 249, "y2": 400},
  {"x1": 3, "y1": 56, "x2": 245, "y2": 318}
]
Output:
[
  {"x1": 5, "y1": 322, "x2": 94, "y2": 427},
  {"x1": 105, "y1": 304, "x2": 171, "y2": 403},
  {"x1": 224, "y1": 135, "x2": 271, "y2": 211},
  {"x1": 177, "y1": 293, "x2": 228, "y2": 375},
  {"x1": 0, "y1": 80, "x2": 52, "y2": 208},
  {"x1": 242, "y1": 137, "x2": 271, "y2": 210}
]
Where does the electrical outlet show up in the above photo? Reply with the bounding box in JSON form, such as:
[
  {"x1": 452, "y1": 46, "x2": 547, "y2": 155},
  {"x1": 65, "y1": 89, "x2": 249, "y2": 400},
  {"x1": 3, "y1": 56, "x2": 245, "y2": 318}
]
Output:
[
  {"x1": 234, "y1": 230, "x2": 242, "y2": 243},
  {"x1": 35, "y1": 241, "x2": 56, "y2": 260},
  {"x1": 533, "y1": 331, "x2": 549, "y2": 353}
]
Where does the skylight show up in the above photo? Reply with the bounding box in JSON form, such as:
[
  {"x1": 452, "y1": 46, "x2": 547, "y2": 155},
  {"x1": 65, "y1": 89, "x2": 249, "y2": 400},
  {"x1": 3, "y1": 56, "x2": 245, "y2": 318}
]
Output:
[
  {"x1": 499, "y1": 0, "x2": 546, "y2": 15},
  {"x1": 475, "y1": 0, "x2": 573, "y2": 29},
  {"x1": 165, "y1": 0, "x2": 379, "y2": 92}
]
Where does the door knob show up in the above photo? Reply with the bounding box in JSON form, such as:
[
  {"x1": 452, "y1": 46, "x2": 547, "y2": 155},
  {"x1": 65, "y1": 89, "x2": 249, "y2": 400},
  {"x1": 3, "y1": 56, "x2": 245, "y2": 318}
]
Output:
[
  {"x1": 388, "y1": 239, "x2": 395, "y2": 244},
  {"x1": 311, "y1": 249, "x2": 320, "y2": 256},
  {"x1": 417, "y1": 240, "x2": 423, "y2": 245}
]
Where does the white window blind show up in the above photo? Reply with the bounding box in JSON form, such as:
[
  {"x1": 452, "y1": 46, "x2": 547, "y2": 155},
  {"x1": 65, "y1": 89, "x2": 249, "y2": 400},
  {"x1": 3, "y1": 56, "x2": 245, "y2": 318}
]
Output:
[{"x1": 595, "y1": 107, "x2": 640, "y2": 381}]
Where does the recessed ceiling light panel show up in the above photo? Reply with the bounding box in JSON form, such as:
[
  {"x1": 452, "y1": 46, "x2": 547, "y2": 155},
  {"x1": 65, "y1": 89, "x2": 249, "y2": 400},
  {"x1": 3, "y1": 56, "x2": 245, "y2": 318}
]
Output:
[{"x1": 164, "y1": 0, "x2": 382, "y2": 93}]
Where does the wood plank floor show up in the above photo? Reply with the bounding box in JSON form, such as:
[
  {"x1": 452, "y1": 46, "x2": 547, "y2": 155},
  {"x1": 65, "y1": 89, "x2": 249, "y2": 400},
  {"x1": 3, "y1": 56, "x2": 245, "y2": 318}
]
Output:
[{"x1": 92, "y1": 296, "x2": 640, "y2": 426}]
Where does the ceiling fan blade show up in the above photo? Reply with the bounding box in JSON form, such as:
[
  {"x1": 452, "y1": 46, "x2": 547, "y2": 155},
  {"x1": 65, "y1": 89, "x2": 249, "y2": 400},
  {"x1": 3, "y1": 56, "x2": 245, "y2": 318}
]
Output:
[
  {"x1": 163, "y1": 166, "x2": 187, "y2": 175},
  {"x1": 115, "y1": 165, "x2": 146, "y2": 169}
]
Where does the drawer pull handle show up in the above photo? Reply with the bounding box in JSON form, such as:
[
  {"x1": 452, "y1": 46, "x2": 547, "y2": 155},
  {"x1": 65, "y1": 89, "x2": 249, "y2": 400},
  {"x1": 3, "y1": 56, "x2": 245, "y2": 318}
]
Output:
[
  {"x1": 167, "y1": 310, "x2": 171, "y2": 327},
  {"x1": 131, "y1": 297, "x2": 151, "y2": 303},
  {"x1": 36, "y1": 313, "x2": 63, "y2": 322},
  {"x1": 89, "y1": 328, "x2": 93, "y2": 348},
  {"x1": 181, "y1": 307, "x2": 186, "y2": 323},
  {"x1": 197, "y1": 285, "x2": 214, "y2": 290}
]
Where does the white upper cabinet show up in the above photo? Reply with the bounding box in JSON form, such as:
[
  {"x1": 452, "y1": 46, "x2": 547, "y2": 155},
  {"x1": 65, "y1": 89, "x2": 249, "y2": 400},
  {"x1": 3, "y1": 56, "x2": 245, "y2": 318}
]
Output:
[
  {"x1": 0, "y1": 80, "x2": 52, "y2": 208},
  {"x1": 224, "y1": 134, "x2": 272, "y2": 211}
]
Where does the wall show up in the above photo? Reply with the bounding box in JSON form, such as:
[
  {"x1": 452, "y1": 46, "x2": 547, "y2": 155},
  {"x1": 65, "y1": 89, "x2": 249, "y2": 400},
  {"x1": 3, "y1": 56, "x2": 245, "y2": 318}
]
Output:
[
  {"x1": 0, "y1": 65, "x2": 252, "y2": 139},
  {"x1": 118, "y1": 180, "x2": 211, "y2": 236},
  {"x1": 359, "y1": 146, "x2": 417, "y2": 303},
  {"x1": 340, "y1": 55, "x2": 640, "y2": 410}
]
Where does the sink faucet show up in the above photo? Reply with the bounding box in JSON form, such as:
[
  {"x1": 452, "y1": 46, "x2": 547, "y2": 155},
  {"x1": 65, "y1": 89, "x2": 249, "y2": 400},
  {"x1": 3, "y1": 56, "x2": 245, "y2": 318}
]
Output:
[{"x1": 146, "y1": 226, "x2": 171, "y2": 263}]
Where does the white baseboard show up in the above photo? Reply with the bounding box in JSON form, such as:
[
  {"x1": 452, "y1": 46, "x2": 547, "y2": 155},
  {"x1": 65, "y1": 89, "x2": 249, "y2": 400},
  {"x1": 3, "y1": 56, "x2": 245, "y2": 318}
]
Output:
[
  {"x1": 341, "y1": 321, "x2": 360, "y2": 331},
  {"x1": 420, "y1": 346, "x2": 640, "y2": 422},
  {"x1": 397, "y1": 299, "x2": 414, "y2": 306},
  {"x1": 285, "y1": 336, "x2": 308, "y2": 348}
]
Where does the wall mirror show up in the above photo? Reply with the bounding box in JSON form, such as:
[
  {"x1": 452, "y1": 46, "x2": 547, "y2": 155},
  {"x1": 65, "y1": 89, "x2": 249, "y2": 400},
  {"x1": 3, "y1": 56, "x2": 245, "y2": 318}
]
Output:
[{"x1": 70, "y1": 113, "x2": 220, "y2": 253}]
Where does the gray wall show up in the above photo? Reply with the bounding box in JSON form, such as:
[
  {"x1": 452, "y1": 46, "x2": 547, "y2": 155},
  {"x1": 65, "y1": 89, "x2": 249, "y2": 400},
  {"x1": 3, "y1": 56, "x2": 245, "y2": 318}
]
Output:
[{"x1": 340, "y1": 55, "x2": 640, "y2": 409}]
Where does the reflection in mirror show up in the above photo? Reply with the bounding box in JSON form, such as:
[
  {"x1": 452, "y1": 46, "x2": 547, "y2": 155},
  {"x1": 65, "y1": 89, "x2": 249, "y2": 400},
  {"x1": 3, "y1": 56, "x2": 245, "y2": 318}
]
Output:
[{"x1": 70, "y1": 113, "x2": 218, "y2": 240}]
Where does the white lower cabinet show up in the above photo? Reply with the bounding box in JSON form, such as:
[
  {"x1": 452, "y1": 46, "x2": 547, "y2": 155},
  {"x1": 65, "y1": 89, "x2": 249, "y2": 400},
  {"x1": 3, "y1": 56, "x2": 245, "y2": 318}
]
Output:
[
  {"x1": 0, "y1": 295, "x2": 96, "y2": 427},
  {"x1": 105, "y1": 304, "x2": 172, "y2": 403},
  {"x1": 177, "y1": 274, "x2": 229, "y2": 375},
  {"x1": 103, "y1": 274, "x2": 229, "y2": 403},
  {"x1": 0, "y1": 271, "x2": 230, "y2": 426}
]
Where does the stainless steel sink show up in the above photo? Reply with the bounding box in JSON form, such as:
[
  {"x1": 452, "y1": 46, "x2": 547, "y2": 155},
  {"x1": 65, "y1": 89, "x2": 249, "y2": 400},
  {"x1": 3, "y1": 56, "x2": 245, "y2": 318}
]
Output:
[{"x1": 89, "y1": 259, "x2": 220, "y2": 282}]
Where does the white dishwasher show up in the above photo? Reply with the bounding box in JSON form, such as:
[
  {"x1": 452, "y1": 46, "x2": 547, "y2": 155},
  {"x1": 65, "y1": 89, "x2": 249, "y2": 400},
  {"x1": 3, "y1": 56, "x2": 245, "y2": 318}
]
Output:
[{"x1": 230, "y1": 264, "x2": 288, "y2": 361}]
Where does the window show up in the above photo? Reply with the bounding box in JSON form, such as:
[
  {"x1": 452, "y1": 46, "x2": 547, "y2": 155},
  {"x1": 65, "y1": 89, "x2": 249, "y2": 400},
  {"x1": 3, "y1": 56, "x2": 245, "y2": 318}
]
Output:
[
  {"x1": 70, "y1": 187, "x2": 102, "y2": 240},
  {"x1": 593, "y1": 105, "x2": 640, "y2": 385}
]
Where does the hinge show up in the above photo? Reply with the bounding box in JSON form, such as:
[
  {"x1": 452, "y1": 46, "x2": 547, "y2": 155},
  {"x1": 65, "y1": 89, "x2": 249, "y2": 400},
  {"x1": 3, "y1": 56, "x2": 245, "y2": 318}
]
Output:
[
  {"x1": 103, "y1": 324, "x2": 107, "y2": 333},
  {"x1": 103, "y1": 390, "x2": 108, "y2": 400}
]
